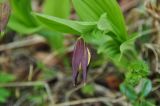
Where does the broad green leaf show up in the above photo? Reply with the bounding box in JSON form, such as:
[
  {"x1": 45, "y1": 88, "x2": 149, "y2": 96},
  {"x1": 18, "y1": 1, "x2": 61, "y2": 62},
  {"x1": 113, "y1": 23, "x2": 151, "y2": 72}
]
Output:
[
  {"x1": 42, "y1": 0, "x2": 71, "y2": 54},
  {"x1": 8, "y1": 16, "x2": 42, "y2": 34},
  {"x1": 72, "y1": 0, "x2": 99, "y2": 21},
  {"x1": 0, "y1": 72, "x2": 15, "y2": 83},
  {"x1": 41, "y1": 0, "x2": 71, "y2": 55},
  {"x1": 8, "y1": 0, "x2": 39, "y2": 34},
  {"x1": 42, "y1": 0, "x2": 71, "y2": 18},
  {"x1": 33, "y1": 12, "x2": 96, "y2": 34},
  {"x1": 0, "y1": 88, "x2": 11, "y2": 103},
  {"x1": 72, "y1": 0, "x2": 128, "y2": 41},
  {"x1": 120, "y1": 83, "x2": 138, "y2": 102},
  {"x1": 10, "y1": 0, "x2": 37, "y2": 26},
  {"x1": 100, "y1": 0, "x2": 127, "y2": 41},
  {"x1": 137, "y1": 79, "x2": 152, "y2": 97}
]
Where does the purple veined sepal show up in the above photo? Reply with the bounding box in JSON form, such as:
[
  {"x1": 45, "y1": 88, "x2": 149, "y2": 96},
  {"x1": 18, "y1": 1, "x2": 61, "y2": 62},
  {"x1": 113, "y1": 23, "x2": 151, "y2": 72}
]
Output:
[{"x1": 72, "y1": 37, "x2": 91, "y2": 86}]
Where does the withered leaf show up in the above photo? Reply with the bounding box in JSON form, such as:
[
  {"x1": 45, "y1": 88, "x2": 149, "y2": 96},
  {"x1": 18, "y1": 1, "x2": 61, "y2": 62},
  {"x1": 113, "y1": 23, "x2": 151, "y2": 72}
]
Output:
[{"x1": 0, "y1": 0, "x2": 11, "y2": 33}]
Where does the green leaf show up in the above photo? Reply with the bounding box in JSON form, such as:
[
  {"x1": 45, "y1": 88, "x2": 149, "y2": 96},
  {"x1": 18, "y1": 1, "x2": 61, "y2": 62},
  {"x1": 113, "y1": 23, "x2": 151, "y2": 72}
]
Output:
[
  {"x1": 134, "y1": 99, "x2": 156, "y2": 106},
  {"x1": 10, "y1": 0, "x2": 37, "y2": 26},
  {"x1": 120, "y1": 83, "x2": 138, "y2": 102},
  {"x1": 83, "y1": 28, "x2": 107, "y2": 45},
  {"x1": 120, "y1": 32, "x2": 144, "y2": 54},
  {"x1": 81, "y1": 84, "x2": 95, "y2": 95},
  {"x1": 8, "y1": 0, "x2": 39, "y2": 34},
  {"x1": 0, "y1": 72, "x2": 15, "y2": 83},
  {"x1": 97, "y1": 13, "x2": 112, "y2": 32},
  {"x1": 0, "y1": 88, "x2": 11, "y2": 103},
  {"x1": 8, "y1": 16, "x2": 42, "y2": 34},
  {"x1": 33, "y1": 12, "x2": 96, "y2": 34},
  {"x1": 72, "y1": 0, "x2": 128, "y2": 41},
  {"x1": 120, "y1": 34, "x2": 139, "y2": 55},
  {"x1": 140, "y1": 100, "x2": 155, "y2": 106},
  {"x1": 97, "y1": 33, "x2": 120, "y2": 58},
  {"x1": 98, "y1": 40, "x2": 120, "y2": 57},
  {"x1": 137, "y1": 79, "x2": 152, "y2": 97},
  {"x1": 72, "y1": 0, "x2": 100, "y2": 21},
  {"x1": 119, "y1": 33, "x2": 143, "y2": 61},
  {"x1": 42, "y1": 0, "x2": 71, "y2": 18}
]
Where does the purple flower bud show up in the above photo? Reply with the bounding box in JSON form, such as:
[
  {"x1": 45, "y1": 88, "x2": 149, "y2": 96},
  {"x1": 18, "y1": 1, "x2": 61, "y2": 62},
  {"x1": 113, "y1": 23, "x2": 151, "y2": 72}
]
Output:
[{"x1": 72, "y1": 38, "x2": 91, "y2": 86}]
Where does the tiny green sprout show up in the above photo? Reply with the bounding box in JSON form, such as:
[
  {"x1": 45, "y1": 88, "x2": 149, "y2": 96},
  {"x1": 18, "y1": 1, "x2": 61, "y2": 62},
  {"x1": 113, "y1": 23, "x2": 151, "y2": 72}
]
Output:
[{"x1": 72, "y1": 37, "x2": 91, "y2": 86}]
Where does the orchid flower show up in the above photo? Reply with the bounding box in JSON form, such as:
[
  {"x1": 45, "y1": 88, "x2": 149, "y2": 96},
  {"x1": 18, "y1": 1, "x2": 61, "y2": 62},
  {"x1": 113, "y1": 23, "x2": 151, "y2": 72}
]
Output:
[{"x1": 72, "y1": 38, "x2": 91, "y2": 86}]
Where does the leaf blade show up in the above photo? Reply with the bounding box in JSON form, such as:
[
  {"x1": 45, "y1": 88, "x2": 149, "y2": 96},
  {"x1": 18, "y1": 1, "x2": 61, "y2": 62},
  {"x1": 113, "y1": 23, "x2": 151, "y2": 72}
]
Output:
[
  {"x1": 42, "y1": 0, "x2": 71, "y2": 18},
  {"x1": 33, "y1": 12, "x2": 96, "y2": 34}
]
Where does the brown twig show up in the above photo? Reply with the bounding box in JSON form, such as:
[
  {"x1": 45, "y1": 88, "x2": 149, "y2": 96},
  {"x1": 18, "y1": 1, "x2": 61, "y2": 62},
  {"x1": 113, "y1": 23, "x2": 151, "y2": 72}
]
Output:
[
  {"x1": 145, "y1": 0, "x2": 160, "y2": 73},
  {"x1": 0, "y1": 36, "x2": 46, "y2": 51},
  {"x1": 54, "y1": 96, "x2": 127, "y2": 106}
]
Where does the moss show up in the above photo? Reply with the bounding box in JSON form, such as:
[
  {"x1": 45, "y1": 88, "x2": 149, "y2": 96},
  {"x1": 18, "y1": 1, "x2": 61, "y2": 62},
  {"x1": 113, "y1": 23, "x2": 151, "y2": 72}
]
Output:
[{"x1": 125, "y1": 61, "x2": 149, "y2": 86}]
